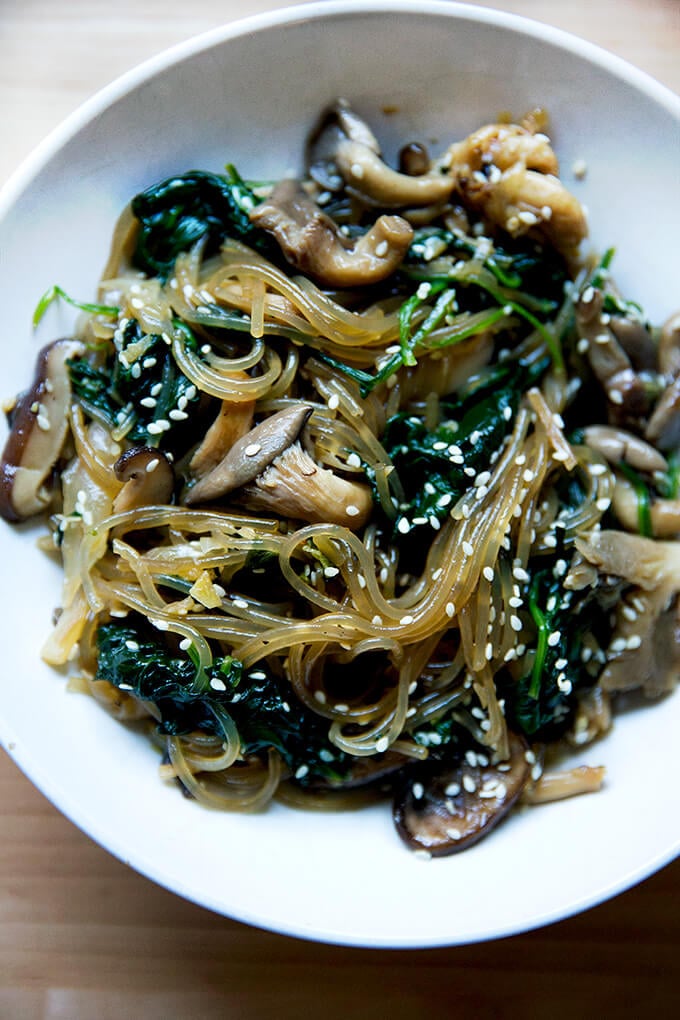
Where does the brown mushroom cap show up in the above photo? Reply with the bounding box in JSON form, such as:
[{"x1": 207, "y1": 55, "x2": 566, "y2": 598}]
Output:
[
  {"x1": 393, "y1": 732, "x2": 531, "y2": 856},
  {"x1": 112, "y1": 446, "x2": 175, "y2": 513},
  {"x1": 0, "y1": 338, "x2": 84, "y2": 522}
]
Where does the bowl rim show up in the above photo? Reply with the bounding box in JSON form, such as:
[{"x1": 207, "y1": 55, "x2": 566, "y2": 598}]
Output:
[{"x1": 1, "y1": 0, "x2": 679, "y2": 948}]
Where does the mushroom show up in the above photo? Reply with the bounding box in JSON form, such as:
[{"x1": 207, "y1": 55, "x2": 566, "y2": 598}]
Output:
[
  {"x1": 609, "y1": 315, "x2": 657, "y2": 371},
  {"x1": 112, "y1": 446, "x2": 175, "y2": 513},
  {"x1": 645, "y1": 376, "x2": 680, "y2": 451},
  {"x1": 575, "y1": 287, "x2": 654, "y2": 428},
  {"x1": 0, "y1": 338, "x2": 85, "y2": 522},
  {"x1": 185, "y1": 404, "x2": 313, "y2": 504},
  {"x1": 306, "y1": 99, "x2": 453, "y2": 209},
  {"x1": 582, "y1": 425, "x2": 668, "y2": 474},
  {"x1": 334, "y1": 139, "x2": 455, "y2": 208},
  {"x1": 249, "y1": 179, "x2": 413, "y2": 288},
  {"x1": 392, "y1": 731, "x2": 531, "y2": 856},
  {"x1": 185, "y1": 403, "x2": 373, "y2": 529},
  {"x1": 189, "y1": 396, "x2": 255, "y2": 478},
  {"x1": 575, "y1": 531, "x2": 680, "y2": 693}
]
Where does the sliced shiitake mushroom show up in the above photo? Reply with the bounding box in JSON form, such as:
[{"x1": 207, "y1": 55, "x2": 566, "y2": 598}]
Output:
[
  {"x1": 393, "y1": 732, "x2": 531, "y2": 856},
  {"x1": 0, "y1": 338, "x2": 84, "y2": 522}
]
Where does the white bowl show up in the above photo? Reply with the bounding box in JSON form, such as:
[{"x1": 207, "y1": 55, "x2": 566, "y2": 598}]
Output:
[{"x1": 1, "y1": 1, "x2": 678, "y2": 947}]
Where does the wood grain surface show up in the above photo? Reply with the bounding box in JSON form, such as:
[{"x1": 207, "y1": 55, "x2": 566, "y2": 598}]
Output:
[{"x1": 1, "y1": 2, "x2": 678, "y2": 1017}]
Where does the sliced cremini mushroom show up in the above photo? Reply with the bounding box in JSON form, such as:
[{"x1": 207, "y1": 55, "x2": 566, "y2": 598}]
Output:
[
  {"x1": 189, "y1": 396, "x2": 255, "y2": 478},
  {"x1": 249, "y1": 179, "x2": 413, "y2": 288},
  {"x1": 112, "y1": 446, "x2": 174, "y2": 513},
  {"x1": 306, "y1": 98, "x2": 381, "y2": 191},
  {"x1": 582, "y1": 425, "x2": 668, "y2": 474},
  {"x1": 0, "y1": 338, "x2": 85, "y2": 522},
  {"x1": 185, "y1": 404, "x2": 313, "y2": 505},
  {"x1": 392, "y1": 731, "x2": 531, "y2": 856}
]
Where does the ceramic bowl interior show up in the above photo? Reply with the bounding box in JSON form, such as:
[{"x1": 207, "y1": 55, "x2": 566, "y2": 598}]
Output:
[{"x1": 0, "y1": 1, "x2": 678, "y2": 947}]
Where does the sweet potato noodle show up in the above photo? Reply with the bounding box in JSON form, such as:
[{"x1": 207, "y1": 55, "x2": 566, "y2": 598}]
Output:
[{"x1": 2, "y1": 102, "x2": 678, "y2": 855}]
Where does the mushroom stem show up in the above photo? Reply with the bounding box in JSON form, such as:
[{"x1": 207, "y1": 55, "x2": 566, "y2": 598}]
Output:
[{"x1": 112, "y1": 447, "x2": 175, "y2": 513}]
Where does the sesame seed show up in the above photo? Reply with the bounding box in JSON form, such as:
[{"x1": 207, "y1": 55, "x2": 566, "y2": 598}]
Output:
[
  {"x1": 445, "y1": 782, "x2": 460, "y2": 797},
  {"x1": 513, "y1": 565, "x2": 529, "y2": 582},
  {"x1": 169, "y1": 409, "x2": 188, "y2": 421},
  {"x1": 462, "y1": 541, "x2": 474, "y2": 557},
  {"x1": 350, "y1": 162, "x2": 364, "y2": 179},
  {"x1": 577, "y1": 337, "x2": 590, "y2": 354},
  {"x1": 323, "y1": 566, "x2": 339, "y2": 578},
  {"x1": 555, "y1": 658, "x2": 568, "y2": 670},
  {"x1": 130, "y1": 362, "x2": 142, "y2": 380},
  {"x1": 244, "y1": 443, "x2": 262, "y2": 457},
  {"x1": 400, "y1": 615, "x2": 414, "y2": 625},
  {"x1": 412, "y1": 782, "x2": 424, "y2": 800},
  {"x1": 596, "y1": 497, "x2": 611, "y2": 512},
  {"x1": 145, "y1": 458, "x2": 160, "y2": 474},
  {"x1": 510, "y1": 615, "x2": 523, "y2": 632},
  {"x1": 36, "y1": 414, "x2": 51, "y2": 431},
  {"x1": 232, "y1": 598, "x2": 248, "y2": 610},
  {"x1": 609, "y1": 390, "x2": 624, "y2": 405},
  {"x1": 150, "y1": 382, "x2": 163, "y2": 396},
  {"x1": 485, "y1": 641, "x2": 494, "y2": 661},
  {"x1": 518, "y1": 210, "x2": 538, "y2": 225},
  {"x1": 445, "y1": 602, "x2": 455, "y2": 618},
  {"x1": 124, "y1": 640, "x2": 139, "y2": 651},
  {"x1": 397, "y1": 517, "x2": 411, "y2": 535},
  {"x1": 553, "y1": 559, "x2": 568, "y2": 577},
  {"x1": 622, "y1": 605, "x2": 638, "y2": 622},
  {"x1": 346, "y1": 452, "x2": 361, "y2": 468},
  {"x1": 482, "y1": 566, "x2": 494, "y2": 583},
  {"x1": 140, "y1": 396, "x2": 157, "y2": 408},
  {"x1": 179, "y1": 637, "x2": 192, "y2": 651},
  {"x1": 523, "y1": 469, "x2": 535, "y2": 483},
  {"x1": 295, "y1": 765, "x2": 309, "y2": 780},
  {"x1": 548, "y1": 630, "x2": 561, "y2": 647},
  {"x1": 462, "y1": 774, "x2": 477, "y2": 794},
  {"x1": 375, "y1": 736, "x2": 389, "y2": 753},
  {"x1": 345, "y1": 504, "x2": 360, "y2": 517},
  {"x1": 626, "y1": 635, "x2": 642, "y2": 650},
  {"x1": 372, "y1": 615, "x2": 383, "y2": 625}
]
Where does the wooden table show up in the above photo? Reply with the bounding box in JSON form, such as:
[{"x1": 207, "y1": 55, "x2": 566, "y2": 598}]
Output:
[{"x1": 1, "y1": 2, "x2": 678, "y2": 1016}]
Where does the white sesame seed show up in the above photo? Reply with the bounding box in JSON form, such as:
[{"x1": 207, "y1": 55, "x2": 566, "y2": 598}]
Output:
[
  {"x1": 609, "y1": 389, "x2": 624, "y2": 405},
  {"x1": 400, "y1": 615, "x2": 414, "y2": 625},
  {"x1": 412, "y1": 782, "x2": 424, "y2": 800},
  {"x1": 323, "y1": 566, "x2": 339, "y2": 578},
  {"x1": 510, "y1": 615, "x2": 523, "y2": 632},
  {"x1": 145, "y1": 458, "x2": 160, "y2": 474},
  {"x1": 596, "y1": 497, "x2": 611, "y2": 512},
  {"x1": 397, "y1": 517, "x2": 411, "y2": 535},
  {"x1": 345, "y1": 504, "x2": 361, "y2": 517},
  {"x1": 232, "y1": 598, "x2": 248, "y2": 610},
  {"x1": 462, "y1": 774, "x2": 477, "y2": 794},
  {"x1": 513, "y1": 566, "x2": 529, "y2": 582},
  {"x1": 314, "y1": 690, "x2": 326, "y2": 704},
  {"x1": 548, "y1": 631, "x2": 561, "y2": 647},
  {"x1": 179, "y1": 637, "x2": 192, "y2": 651},
  {"x1": 244, "y1": 443, "x2": 262, "y2": 457},
  {"x1": 626, "y1": 635, "x2": 642, "y2": 650},
  {"x1": 36, "y1": 414, "x2": 51, "y2": 431},
  {"x1": 374, "y1": 736, "x2": 389, "y2": 753},
  {"x1": 295, "y1": 765, "x2": 309, "y2": 780},
  {"x1": 209, "y1": 676, "x2": 227, "y2": 692},
  {"x1": 169, "y1": 409, "x2": 189, "y2": 421},
  {"x1": 482, "y1": 566, "x2": 494, "y2": 583},
  {"x1": 445, "y1": 602, "x2": 455, "y2": 618},
  {"x1": 350, "y1": 162, "x2": 364, "y2": 179},
  {"x1": 124, "y1": 640, "x2": 139, "y2": 651},
  {"x1": 346, "y1": 452, "x2": 361, "y2": 468},
  {"x1": 463, "y1": 541, "x2": 474, "y2": 557},
  {"x1": 523, "y1": 469, "x2": 535, "y2": 483},
  {"x1": 485, "y1": 641, "x2": 494, "y2": 661},
  {"x1": 372, "y1": 615, "x2": 383, "y2": 625},
  {"x1": 445, "y1": 782, "x2": 460, "y2": 797},
  {"x1": 140, "y1": 396, "x2": 157, "y2": 408}
]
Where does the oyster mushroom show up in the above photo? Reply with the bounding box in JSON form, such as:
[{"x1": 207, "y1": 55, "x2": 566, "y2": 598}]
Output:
[
  {"x1": 582, "y1": 425, "x2": 668, "y2": 474},
  {"x1": 575, "y1": 287, "x2": 654, "y2": 428},
  {"x1": 645, "y1": 376, "x2": 680, "y2": 452},
  {"x1": 307, "y1": 99, "x2": 453, "y2": 208},
  {"x1": 113, "y1": 447, "x2": 174, "y2": 513},
  {"x1": 189, "y1": 396, "x2": 255, "y2": 478},
  {"x1": 185, "y1": 403, "x2": 373, "y2": 530},
  {"x1": 249, "y1": 179, "x2": 413, "y2": 288},
  {"x1": 393, "y1": 732, "x2": 531, "y2": 856},
  {"x1": 0, "y1": 338, "x2": 84, "y2": 522},
  {"x1": 575, "y1": 529, "x2": 680, "y2": 696}
]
